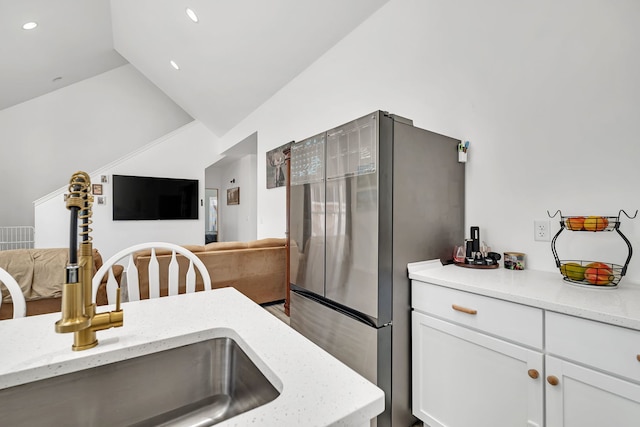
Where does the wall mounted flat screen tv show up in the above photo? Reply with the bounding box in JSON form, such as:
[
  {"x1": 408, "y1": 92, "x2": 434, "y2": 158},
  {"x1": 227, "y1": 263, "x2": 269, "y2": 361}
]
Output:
[{"x1": 112, "y1": 175, "x2": 199, "y2": 220}]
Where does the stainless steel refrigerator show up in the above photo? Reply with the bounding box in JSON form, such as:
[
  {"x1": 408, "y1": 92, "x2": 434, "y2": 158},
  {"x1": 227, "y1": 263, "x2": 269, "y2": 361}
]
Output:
[{"x1": 289, "y1": 111, "x2": 465, "y2": 427}]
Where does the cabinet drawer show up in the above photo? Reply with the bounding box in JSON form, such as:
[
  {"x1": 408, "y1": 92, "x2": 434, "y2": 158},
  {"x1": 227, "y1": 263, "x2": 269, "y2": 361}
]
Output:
[
  {"x1": 412, "y1": 312, "x2": 544, "y2": 427},
  {"x1": 546, "y1": 311, "x2": 640, "y2": 382},
  {"x1": 412, "y1": 280, "x2": 543, "y2": 349}
]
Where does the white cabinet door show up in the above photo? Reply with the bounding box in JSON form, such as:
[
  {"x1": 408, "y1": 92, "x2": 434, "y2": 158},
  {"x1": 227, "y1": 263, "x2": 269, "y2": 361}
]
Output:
[
  {"x1": 412, "y1": 311, "x2": 544, "y2": 427},
  {"x1": 546, "y1": 355, "x2": 640, "y2": 427}
]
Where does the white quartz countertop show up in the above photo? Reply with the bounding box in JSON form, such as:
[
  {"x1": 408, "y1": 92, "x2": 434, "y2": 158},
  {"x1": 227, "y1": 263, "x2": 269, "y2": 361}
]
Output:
[
  {"x1": 409, "y1": 262, "x2": 640, "y2": 331},
  {"x1": 0, "y1": 287, "x2": 384, "y2": 426}
]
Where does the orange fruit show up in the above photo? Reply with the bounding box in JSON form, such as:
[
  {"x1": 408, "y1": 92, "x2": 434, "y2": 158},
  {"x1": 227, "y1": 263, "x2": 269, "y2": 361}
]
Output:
[
  {"x1": 565, "y1": 217, "x2": 585, "y2": 230},
  {"x1": 585, "y1": 261, "x2": 612, "y2": 272},
  {"x1": 584, "y1": 267, "x2": 615, "y2": 285}
]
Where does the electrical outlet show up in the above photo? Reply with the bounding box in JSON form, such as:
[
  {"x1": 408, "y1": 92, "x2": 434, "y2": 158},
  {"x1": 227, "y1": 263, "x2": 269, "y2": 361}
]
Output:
[{"x1": 534, "y1": 220, "x2": 550, "y2": 241}]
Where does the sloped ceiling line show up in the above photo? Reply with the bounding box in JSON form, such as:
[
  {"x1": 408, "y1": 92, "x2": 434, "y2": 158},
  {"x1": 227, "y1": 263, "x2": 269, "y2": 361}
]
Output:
[{"x1": 3, "y1": 0, "x2": 388, "y2": 137}]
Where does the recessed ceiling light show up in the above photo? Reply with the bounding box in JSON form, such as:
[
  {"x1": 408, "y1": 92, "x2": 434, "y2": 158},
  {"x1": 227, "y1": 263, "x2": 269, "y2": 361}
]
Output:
[
  {"x1": 170, "y1": 60, "x2": 180, "y2": 70},
  {"x1": 185, "y1": 8, "x2": 198, "y2": 23},
  {"x1": 22, "y1": 22, "x2": 38, "y2": 30}
]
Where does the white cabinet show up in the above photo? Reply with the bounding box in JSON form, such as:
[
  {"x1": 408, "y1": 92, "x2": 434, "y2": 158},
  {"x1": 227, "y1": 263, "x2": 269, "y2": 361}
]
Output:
[
  {"x1": 412, "y1": 280, "x2": 640, "y2": 427},
  {"x1": 545, "y1": 355, "x2": 640, "y2": 427},
  {"x1": 412, "y1": 279, "x2": 543, "y2": 348},
  {"x1": 412, "y1": 282, "x2": 544, "y2": 427},
  {"x1": 545, "y1": 311, "x2": 640, "y2": 427},
  {"x1": 545, "y1": 311, "x2": 640, "y2": 383}
]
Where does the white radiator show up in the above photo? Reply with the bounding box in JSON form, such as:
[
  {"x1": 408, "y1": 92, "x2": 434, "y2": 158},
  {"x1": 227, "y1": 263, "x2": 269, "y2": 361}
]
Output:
[{"x1": 0, "y1": 226, "x2": 35, "y2": 250}]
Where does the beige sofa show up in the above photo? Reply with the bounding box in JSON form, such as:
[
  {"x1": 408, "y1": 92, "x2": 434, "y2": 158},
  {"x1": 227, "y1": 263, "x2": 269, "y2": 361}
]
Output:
[
  {"x1": 112, "y1": 238, "x2": 287, "y2": 305},
  {"x1": 0, "y1": 248, "x2": 121, "y2": 320}
]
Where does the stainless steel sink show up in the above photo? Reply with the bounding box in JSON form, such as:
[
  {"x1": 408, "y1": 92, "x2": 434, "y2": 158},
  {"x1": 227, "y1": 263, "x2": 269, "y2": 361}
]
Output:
[{"x1": 0, "y1": 337, "x2": 280, "y2": 426}]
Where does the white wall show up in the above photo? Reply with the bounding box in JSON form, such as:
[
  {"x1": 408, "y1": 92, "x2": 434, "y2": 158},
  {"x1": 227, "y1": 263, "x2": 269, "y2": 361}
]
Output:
[
  {"x1": 34, "y1": 121, "x2": 218, "y2": 260},
  {"x1": 0, "y1": 64, "x2": 193, "y2": 226},
  {"x1": 216, "y1": 0, "x2": 640, "y2": 281},
  {"x1": 218, "y1": 154, "x2": 258, "y2": 242},
  {"x1": 205, "y1": 166, "x2": 223, "y2": 191}
]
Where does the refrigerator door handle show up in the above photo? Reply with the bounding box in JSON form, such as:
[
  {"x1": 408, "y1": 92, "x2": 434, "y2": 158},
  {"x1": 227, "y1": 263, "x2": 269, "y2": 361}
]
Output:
[
  {"x1": 292, "y1": 289, "x2": 378, "y2": 328},
  {"x1": 289, "y1": 291, "x2": 383, "y2": 387}
]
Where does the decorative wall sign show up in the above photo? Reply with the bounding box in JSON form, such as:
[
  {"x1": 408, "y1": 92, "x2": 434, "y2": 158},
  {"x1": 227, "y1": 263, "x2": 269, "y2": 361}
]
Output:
[
  {"x1": 266, "y1": 142, "x2": 291, "y2": 189},
  {"x1": 227, "y1": 187, "x2": 240, "y2": 205}
]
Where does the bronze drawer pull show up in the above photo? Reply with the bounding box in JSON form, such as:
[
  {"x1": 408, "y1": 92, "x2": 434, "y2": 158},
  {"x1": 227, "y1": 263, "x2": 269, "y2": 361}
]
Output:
[
  {"x1": 528, "y1": 369, "x2": 539, "y2": 379},
  {"x1": 547, "y1": 375, "x2": 559, "y2": 386},
  {"x1": 637, "y1": 354, "x2": 640, "y2": 362},
  {"x1": 451, "y1": 304, "x2": 477, "y2": 315}
]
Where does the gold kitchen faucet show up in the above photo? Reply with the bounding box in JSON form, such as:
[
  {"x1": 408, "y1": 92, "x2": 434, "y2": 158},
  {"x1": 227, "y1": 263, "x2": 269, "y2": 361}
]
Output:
[{"x1": 55, "y1": 171, "x2": 123, "y2": 351}]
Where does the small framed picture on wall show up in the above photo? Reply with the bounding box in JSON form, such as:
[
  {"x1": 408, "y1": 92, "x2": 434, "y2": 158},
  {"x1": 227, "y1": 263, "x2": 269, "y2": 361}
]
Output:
[
  {"x1": 266, "y1": 142, "x2": 291, "y2": 189},
  {"x1": 92, "y1": 184, "x2": 103, "y2": 195},
  {"x1": 227, "y1": 187, "x2": 240, "y2": 205}
]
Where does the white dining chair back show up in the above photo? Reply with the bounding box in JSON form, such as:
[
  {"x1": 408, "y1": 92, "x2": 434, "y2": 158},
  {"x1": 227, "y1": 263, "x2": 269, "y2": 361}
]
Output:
[
  {"x1": 0, "y1": 267, "x2": 27, "y2": 318},
  {"x1": 92, "y1": 242, "x2": 212, "y2": 304}
]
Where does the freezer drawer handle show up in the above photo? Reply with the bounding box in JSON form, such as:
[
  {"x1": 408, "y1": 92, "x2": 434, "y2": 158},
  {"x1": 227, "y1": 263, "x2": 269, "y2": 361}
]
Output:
[{"x1": 451, "y1": 304, "x2": 477, "y2": 315}]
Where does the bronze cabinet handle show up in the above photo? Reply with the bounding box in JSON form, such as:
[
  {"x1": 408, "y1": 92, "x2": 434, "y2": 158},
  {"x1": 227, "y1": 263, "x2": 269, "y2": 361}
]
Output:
[
  {"x1": 451, "y1": 304, "x2": 477, "y2": 315},
  {"x1": 547, "y1": 375, "x2": 560, "y2": 386},
  {"x1": 528, "y1": 369, "x2": 539, "y2": 379},
  {"x1": 637, "y1": 354, "x2": 640, "y2": 362}
]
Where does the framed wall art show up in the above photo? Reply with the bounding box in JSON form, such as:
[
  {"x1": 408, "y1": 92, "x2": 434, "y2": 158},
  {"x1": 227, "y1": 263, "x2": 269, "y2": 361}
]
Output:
[
  {"x1": 266, "y1": 141, "x2": 291, "y2": 189},
  {"x1": 227, "y1": 187, "x2": 240, "y2": 205}
]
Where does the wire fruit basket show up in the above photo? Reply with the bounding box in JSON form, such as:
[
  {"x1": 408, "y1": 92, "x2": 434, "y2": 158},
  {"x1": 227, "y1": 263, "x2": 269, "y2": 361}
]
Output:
[
  {"x1": 558, "y1": 260, "x2": 622, "y2": 288},
  {"x1": 548, "y1": 209, "x2": 637, "y2": 289},
  {"x1": 563, "y1": 216, "x2": 618, "y2": 231}
]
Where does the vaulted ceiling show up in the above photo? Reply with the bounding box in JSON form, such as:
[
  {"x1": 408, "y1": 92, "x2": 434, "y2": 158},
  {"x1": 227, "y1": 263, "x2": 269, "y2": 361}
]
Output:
[{"x1": 1, "y1": 0, "x2": 388, "y2": 137}]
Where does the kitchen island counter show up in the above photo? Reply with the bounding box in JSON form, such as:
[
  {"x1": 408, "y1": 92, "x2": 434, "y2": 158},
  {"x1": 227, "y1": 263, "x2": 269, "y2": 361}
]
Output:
[
  {"x1": 409, "y1": 261, "x2": 640, "y2": 330},
  {"x1": 0, "y1": 287, "x2": 384, "y2": 426}
]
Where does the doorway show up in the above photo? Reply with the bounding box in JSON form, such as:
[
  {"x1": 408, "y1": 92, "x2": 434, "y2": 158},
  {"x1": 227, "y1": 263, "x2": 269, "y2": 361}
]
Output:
[{"x1": 205, "y1": 188, "x2": 218, "y2": 243}]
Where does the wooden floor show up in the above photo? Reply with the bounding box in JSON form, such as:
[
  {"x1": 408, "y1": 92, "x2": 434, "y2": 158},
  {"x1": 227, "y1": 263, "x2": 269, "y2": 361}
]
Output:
[{"x1": 262, "y1": 301, "x2": 289, "y2": 325}]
